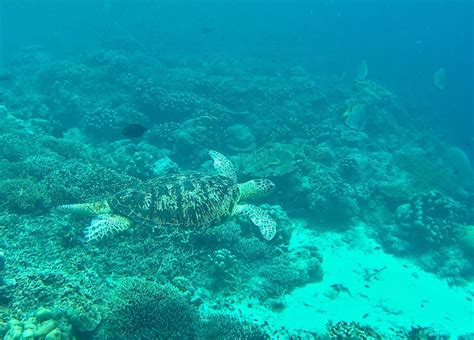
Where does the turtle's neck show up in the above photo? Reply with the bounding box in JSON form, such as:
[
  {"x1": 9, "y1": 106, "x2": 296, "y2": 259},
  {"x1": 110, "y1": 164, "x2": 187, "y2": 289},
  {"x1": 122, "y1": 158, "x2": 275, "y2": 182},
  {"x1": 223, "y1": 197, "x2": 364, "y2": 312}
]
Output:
[{"x1": 238, "y1": 180, "x2": 259, "y2": 201}]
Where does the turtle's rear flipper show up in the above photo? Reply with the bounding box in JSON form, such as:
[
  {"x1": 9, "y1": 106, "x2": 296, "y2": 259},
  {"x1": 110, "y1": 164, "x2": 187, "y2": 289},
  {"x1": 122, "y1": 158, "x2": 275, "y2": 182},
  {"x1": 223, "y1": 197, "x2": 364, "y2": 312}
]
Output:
[
  {"x1": 57, "y1": 200, "x2": 111, "y2": 216},
  {"x1": 85, "y1": 214, "x2": 131, "y2": 241},
  {"x1": 238, "y1": 204, "x2": 276, "y2": 241}
]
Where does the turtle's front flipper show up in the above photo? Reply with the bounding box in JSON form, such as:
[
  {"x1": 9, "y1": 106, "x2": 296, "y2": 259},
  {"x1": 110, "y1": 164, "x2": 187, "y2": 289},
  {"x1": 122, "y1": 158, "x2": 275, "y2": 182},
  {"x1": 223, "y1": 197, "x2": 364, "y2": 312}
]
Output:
[
  {"x1": 85, "y1": 214, "x2": 131, "y2": 241},
  {"x1": 209, "y1": 150, "x2": 237, "y2": 183},
  {"x1": 236, "y1": 204, "x2": 276, "y2": 241}
]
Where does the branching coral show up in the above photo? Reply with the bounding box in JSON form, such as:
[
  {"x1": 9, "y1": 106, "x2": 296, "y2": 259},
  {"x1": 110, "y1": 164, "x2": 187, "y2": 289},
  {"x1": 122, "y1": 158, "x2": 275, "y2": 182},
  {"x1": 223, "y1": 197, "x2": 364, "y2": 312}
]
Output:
[
  {"x1": 197, "y1": 313, "x2": 266, "y2": 339},
  {"x1": 106, "y1": 277, "x2": 197, "y2": 339},
  {"x1": 208, "y1": 249, "x2": 238, "y2": 290},
  {"x1": 327, "y1": 320, "x2": 381, "y2": 339}
]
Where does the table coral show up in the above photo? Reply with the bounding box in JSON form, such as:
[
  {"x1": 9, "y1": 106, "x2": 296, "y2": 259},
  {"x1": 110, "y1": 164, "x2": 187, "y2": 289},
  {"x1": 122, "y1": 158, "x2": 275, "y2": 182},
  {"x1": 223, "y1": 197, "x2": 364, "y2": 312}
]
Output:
[{"x1": 238, "y1": 143, "x2": 299, "y2": 178}]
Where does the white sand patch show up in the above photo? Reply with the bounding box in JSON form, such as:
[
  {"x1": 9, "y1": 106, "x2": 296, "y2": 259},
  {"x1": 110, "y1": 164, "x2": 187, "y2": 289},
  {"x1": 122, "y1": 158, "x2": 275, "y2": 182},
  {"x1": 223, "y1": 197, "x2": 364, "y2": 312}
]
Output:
[{"x1": 243, "y1": 220, "x2": 474, "y2": 337}]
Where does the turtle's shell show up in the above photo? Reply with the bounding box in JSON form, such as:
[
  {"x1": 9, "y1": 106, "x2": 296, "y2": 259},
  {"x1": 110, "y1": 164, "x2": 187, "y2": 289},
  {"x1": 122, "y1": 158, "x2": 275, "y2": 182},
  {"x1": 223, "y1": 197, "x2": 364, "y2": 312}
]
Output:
[{"x1": 108, "y1": 173, "x2": 240, "y2": 227}]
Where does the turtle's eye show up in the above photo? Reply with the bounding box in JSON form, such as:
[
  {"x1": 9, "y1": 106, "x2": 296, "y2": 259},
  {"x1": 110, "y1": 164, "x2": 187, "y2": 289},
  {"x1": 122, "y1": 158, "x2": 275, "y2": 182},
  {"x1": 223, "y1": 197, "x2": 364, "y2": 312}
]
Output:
[{"x1": 255, "y1": 179, "x2": 276, "y2": 194}]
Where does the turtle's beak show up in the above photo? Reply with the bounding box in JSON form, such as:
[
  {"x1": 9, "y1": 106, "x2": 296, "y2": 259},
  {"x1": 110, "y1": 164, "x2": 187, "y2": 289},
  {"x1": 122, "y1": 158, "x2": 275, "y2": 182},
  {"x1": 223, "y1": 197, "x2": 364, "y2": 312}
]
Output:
[{"x1": 267, "y1": 180, "x2": 276, "y2": 193}]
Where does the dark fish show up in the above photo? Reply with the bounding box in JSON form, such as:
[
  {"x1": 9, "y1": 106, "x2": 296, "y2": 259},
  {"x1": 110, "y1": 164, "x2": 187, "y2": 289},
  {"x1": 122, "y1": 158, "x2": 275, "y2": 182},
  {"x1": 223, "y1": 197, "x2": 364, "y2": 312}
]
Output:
[
  {"x1": 200, "y1": 26, "x2": 214, "y2": 34},
  {"x1": 122, "y1": 123, "x2": 147, "y2": 138},
  {"x1": 0, "y1": 73, "x2": 11, "y2": 82}
]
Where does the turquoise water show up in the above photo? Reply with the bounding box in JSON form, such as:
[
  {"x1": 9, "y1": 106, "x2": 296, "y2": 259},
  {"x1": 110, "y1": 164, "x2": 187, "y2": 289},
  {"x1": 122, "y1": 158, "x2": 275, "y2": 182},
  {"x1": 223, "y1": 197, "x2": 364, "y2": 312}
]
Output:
[{"x1": 0, "y1": 1, "x2": 473, "y2": 339}]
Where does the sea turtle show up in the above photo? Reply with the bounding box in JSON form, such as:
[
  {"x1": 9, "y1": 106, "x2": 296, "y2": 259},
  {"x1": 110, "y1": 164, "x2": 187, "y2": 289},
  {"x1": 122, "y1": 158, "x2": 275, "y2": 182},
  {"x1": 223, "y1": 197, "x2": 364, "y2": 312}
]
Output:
[{"x1": 58, "y1": 150, "x2": 277, "y2": 241}]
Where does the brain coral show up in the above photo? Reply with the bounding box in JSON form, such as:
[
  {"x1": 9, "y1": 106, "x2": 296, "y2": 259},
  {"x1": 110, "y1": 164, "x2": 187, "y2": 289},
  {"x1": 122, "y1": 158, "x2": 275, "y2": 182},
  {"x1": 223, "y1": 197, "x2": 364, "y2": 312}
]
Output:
[{"x1": 395, "y1": 191, "x2": 466, "y2": 249}]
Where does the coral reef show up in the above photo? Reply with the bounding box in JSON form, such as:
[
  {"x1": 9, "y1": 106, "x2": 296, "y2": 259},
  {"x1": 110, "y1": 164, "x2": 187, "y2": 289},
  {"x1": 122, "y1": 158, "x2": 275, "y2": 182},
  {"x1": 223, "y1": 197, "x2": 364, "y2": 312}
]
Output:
[
  {"x1": 326, "y1": 320, "x2": 381, "y2": 339},
  {"x1": 0, "y1": 39, "x2": 472, "y2": 338},
  {"x1": 208, "y1": 249, "x2": 238, "y2": 290},
  {"x1": 0, "y1": 250, "x2": 12, "y2": 305},
  {"x1": 1, "y1": 307, "x2": 74, "y2": 340},
  {"x1": 105, "y1": 277, "x2": 197, "y2": 339},
  {"x1": 394, "y1": 191, "x2": 465, "y2": 250},
  {"x1": 197, "y1": 313, "x2": 266, "y2": 339},
  {"x1": 378, "y1": 191, "x2": 473, "y2": 281},
  {"x1": 224, "y1": 124, "x2": 257, "y2": 152}
]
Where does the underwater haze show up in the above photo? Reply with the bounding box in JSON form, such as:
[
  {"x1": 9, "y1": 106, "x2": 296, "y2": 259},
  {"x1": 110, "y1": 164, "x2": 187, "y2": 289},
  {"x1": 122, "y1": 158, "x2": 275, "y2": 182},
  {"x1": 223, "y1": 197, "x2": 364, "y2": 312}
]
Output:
[{"x1": 0, "y1": 0, "x2": 473, "y2": 338}]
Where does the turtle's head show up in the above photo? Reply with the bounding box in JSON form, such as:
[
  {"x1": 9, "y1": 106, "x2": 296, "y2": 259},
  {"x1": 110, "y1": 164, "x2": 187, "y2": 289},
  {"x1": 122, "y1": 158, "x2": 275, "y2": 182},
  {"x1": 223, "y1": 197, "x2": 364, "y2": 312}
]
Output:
[{"x1": 239, "y1": 179, "x2": 276, "y2": 201}]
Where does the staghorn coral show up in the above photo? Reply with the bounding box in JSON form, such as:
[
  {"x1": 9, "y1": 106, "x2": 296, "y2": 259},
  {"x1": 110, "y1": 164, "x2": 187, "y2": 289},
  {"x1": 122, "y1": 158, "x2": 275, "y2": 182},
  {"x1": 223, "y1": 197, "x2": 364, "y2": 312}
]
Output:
[
  {"x1": 106, "y1": 277, "x2": 197, "y2": 339},
  {"x1": 0, "y1": 178, "x2": 52, "y2": 214},
  {"x1": 41, "y1": 161, "x2": 138, "y2": 204},
  {"x1": 235, "y1": 236, "x2": 272, "y2": 261},
  {"x1": 255, "y1": 246, "x2": 322, "y2": 299},
  {"x1": 256, "y1": 256, "x2": 306, "y2": 297},
  {"x1": 197, "y1": 313, "x2": 266, "y2": 339},
  {"x1": 327, "y1": 320, "x2": 381, "y2": 339}
]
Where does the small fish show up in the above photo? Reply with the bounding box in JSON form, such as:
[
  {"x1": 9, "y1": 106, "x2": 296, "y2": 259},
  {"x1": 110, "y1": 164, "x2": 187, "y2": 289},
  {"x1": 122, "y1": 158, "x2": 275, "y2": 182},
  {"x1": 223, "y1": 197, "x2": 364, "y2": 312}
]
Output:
[
  {"x1": 0, "y1": 72, "x2": 11, "y2": 82},
  {"x1": 356, "y1": 60, "x2": 368, "y2": 81},
  {"x1": 122, "y1": 123, "x2": 147, "y2": 138},
  {"x1": 200, "y1": 26, "x2": 214, "y2": 34},
  {"x1": 433, "y1": 67, "x2": 446, "y2": 90},
  {"x1": 343, "y1": 103, "x2": 367, "y2": 131}
]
